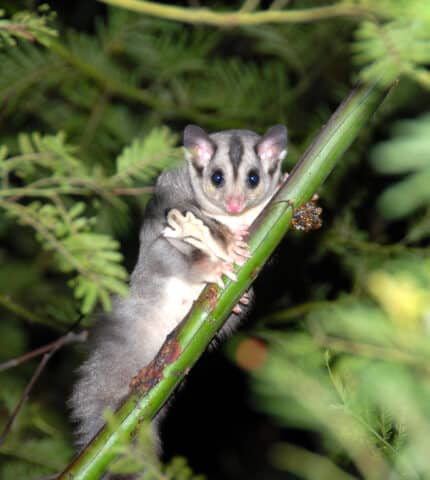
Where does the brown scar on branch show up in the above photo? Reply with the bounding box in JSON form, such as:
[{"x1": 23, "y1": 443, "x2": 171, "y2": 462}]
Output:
[
  {"x1": 198, "y1": 285, "x2": 219, "y2": 311},
  {"x1": 130, "y1": 333, "x2": 182, "y2": 393}
]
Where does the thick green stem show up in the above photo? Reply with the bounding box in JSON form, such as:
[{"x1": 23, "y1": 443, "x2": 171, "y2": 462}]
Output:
[
  {"x1": 58, "y1": 81, "x2": 390, "y2": 479},
  {"x1": 98, "y1": 0, "x2": 376, "y2": 26}
]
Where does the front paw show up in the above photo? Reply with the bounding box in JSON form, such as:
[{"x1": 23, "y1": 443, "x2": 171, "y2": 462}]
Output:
[
  {"x1": 163, "y1": 209, "x2": 217, "y2": 258},
  {"x1": 227, "y1": 231, "x2": 251, "y2": 266},
  {"x1": 206, "y1": 260, "x2": 239, "y2": 288},
  {"x1": 162, "y1": 209, "x2": 203, "y2": 238},
  {"x1": 163, "y1": 209, "x2": 252, "y2": 267}
]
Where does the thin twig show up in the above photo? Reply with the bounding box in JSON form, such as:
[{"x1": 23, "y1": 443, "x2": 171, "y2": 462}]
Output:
[
  {"x1": 269, "y1": 0, "x2": 290, "y2": 10},
  {"x1": 240, "y1": 0, "x2": 260, "y2": 13},
  {"x1": 0, "y1": 353, "x2": 51, "y2": 447},
  {"x1": 0, "y1": 330, "x2": 88, "y2": 372},
  {"x1": 313, "y1": 328, "x2": 430, "y2": 375},
  {"x1": 0, "y1": 329, "x2": 88, "y2": 446},
  {"x1": 6, "y1": 175, "x2": 123, "y2": 207},
  {"x1": 0, "y1": 182, "x2": 154, "y2": 199},
  {"x1": 98, "y1": 0, "x2": 376, "y2": 26},
  {"x1": 111, "y1": 186, "x2": 154, "y2": 195}
]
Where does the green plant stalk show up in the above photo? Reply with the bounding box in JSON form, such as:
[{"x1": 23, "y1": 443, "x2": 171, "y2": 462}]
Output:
[
  {"x1": 98, "y1": 0, "x2": 376, "y2": 26},
  {"x1": 58, "y1": 81, "x2": 389, "y2": 480}
]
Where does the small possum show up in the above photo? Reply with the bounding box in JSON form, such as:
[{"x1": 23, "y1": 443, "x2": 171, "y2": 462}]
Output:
[{"x1": 69, "y1": 124, "x2": 288, "y2": 451}]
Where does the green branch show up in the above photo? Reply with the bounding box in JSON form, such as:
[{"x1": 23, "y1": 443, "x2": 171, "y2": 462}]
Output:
[
  {"x1": 98, "y1": 0, "x2": 376, "y2": 26},
  {"x1": 57, "y1": 81, "x2": 390, "y2": 479},
  {"x1": 0, "y1": 177, "x2": 153, "y2": 200}
]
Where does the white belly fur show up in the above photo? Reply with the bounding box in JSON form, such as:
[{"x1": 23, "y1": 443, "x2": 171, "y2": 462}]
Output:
[
  {"x1": 155, "y1": 201, "x2": 269, "y2": 338},
  {"x1": 159, "y1": 277, "x2": 205, "y2": 333}
]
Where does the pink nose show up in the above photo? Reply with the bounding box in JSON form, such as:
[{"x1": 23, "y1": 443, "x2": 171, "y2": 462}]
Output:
[{"x1": 226, "y1": 197, "x2": 244, "y2": 214}]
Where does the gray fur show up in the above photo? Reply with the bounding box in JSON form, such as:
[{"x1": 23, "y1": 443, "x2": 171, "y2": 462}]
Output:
[
  {"x1": 186, "y1": 127, "x2": 287, "y2": 216},
  {"x1": 69, "y1": 126, "x2": 287, "y2": 453}
]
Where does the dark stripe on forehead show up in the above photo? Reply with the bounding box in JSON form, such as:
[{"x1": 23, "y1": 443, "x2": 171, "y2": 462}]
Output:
[
  {"x1": 229, "y1": 134, "x2": 243, "y2": 179},
  {"x1": 268, "y1": 161, "x2": 279, "y2": 177},
  {"x1": 191, "y1": 159, "x2": 204, "y2": 177}
]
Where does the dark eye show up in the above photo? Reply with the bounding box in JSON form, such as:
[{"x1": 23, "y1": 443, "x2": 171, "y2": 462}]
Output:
[
  {"x1": 247, "y1": 170, "x2": 260, "y2": 188},
  {"x1": 211, "y1": 169, "x2": 224, "y2": 187}
]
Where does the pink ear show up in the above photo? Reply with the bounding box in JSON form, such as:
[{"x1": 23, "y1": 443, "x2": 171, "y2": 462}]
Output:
[
  {"x1": 183, "y1": 125, "x2": 215, "y2": 170},
  {"x1": 256, "y1": 125, "x2": 288, "y2": 166}
]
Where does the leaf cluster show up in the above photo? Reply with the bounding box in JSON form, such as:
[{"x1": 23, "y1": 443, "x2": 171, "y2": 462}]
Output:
[
  {"x1": 371, "y1": 113, "x2": 430, "y2": 228},
  {"x1": 0, "y1": 128, "x2": 178, "y2": 315},
  {"x1": 353, "y1": 0, "x2": 430, "y2": 89},
  {"x1": 251, "y1": 256, "x2": 430, "y2": 479},
  {"x1": 0, "y1": 4, "x2": 56, "y2": 47}
]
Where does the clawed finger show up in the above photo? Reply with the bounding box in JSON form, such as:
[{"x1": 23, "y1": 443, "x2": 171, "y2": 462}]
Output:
[
  {"x1": 233, "y1": 246, "x2": 252, "y2": 258},
  {"x1": 239, "y1": 293, "x2": 250, "y2": 305},
  {"x1": 236, "y1": 226, "x2": 250, "y2": 239},
  {"x1": 233, "y1": 257, "x2": 245, "y2": 267},
  {"x1": 220, "y1": 262, "x2": 238, "y2": 282},
  {"x1": 235, "y1": 240, "x2": 248, "y2": 248}
]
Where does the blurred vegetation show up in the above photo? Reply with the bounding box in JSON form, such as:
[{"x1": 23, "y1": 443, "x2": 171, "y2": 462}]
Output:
[{"x1": 0, "y1": 1, "x2": 430, "y2": 479}]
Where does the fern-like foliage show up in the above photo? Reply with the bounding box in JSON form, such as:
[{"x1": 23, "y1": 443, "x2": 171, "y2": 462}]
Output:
[
  {"x1": 353, "y1": 0, "x2": 430, "y2": 89},
  {"x1": 371, "y1": 113, "x2": 430, "y2": 222},
  {"x1": 0, "y1": 42, "x2": 67, "y2": 118},
  {"x1": 250, "y1": 256, "x2": 430, "y2": 479},
  {"x1": 0, "y1": 129, "x2": 178, "y2": 314},
  {"x1": 114, "y1": 127, "x2": 178, "y2": 184},
  {"x1": 0, "y1": 6, "x2": 307, "y2": 153},
  {"x1": 0, "y1": 4, "x2": 56, "y2": 47}
]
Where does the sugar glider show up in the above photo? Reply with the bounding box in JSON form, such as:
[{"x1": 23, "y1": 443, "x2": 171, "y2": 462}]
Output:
[{"x1": 69, "y1": 124, "x2": 288, "y2": 450}]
